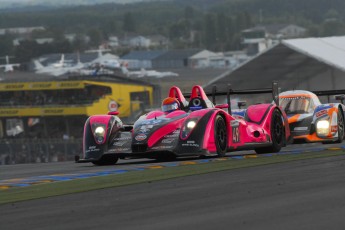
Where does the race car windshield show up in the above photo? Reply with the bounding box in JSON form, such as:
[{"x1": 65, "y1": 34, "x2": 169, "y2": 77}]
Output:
[{"x1": 280, "y1": 97, "x2": 313, "y2": 114}]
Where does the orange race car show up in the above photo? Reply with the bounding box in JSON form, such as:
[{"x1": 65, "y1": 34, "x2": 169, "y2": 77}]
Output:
[{"x1": 279, "y1": 90, "x2": 345, "y2": 143}]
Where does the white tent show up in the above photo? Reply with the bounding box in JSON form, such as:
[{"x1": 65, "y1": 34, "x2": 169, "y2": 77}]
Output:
[{"x1": 204, "y1": 36, "x2": 345, "y2": 94}]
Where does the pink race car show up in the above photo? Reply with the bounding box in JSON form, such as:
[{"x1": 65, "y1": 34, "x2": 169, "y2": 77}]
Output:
[{"x1": 76, "y1": 82, "x2": 290, "y2": 165}]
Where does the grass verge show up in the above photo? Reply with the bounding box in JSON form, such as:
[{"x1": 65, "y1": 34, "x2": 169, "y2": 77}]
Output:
[{"x1": 0, "y1": 150, "x2": 344, "y2": 205}]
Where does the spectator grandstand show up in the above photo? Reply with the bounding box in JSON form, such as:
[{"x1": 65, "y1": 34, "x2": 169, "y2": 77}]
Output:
[{"x1": 0, "y1": 74, "x2": 159, "y2": 164}]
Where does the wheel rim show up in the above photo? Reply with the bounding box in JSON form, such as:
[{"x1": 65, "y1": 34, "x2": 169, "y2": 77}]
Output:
[
  {"x1": 216, "y1": 117, "x2": 227, "y2": 152},
  {"x1": 272, "y1": 112, "x2": 283, "y2": 144}
]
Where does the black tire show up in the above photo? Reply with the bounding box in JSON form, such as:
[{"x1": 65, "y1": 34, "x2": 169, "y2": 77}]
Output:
[
  {"x1": 335, "y1": 109, "x2": 344, "y2": 143},
  {"x1": 255, "y1": 109, "x2": 284, "y2": 154},
  {"x1": 214, "y1": 115, "x2": 227, "y2": 157},
  {"x1": 92, "y1": 155, "x2": 119, "y2": 166}
]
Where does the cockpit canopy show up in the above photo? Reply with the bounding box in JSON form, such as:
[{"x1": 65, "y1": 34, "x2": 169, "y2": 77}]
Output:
[
  {"x1": 279, "y1": 90, "x2": 321, "y2": 115},
  {"x1": 280, "y1": 97, "x2": 314, "y2": 114}
]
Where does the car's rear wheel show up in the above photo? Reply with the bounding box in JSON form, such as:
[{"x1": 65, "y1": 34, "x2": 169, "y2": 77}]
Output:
[
  {"x1": 335, "y1": 109, "x2": 344, "y2": 143},
  {"x1": 92, "y1": 155, "x2": 119, "y2": 166},
  {"x1": 255, "y1": 109, "x2": 284, "y2": 154},
  {"x1": 214, "y1": 115, "x2": 227, "y2": 157}
]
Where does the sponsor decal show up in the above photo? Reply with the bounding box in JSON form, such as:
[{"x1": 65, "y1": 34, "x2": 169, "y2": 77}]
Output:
[
  {"x1": 43, "y1": 109, "x2": 64, "y2": 114},
  {"x1": 164, "y1": 130, "x2": 180, "y2": 138},
  {"x1": 316, "y1": 105, "x2": 332, "y2": 111},
  {"x1": 113, "y1": 142, "x2": 126, "y2": 147},
  {"x1": 189, "y1": 106, "x2": 203, "y2": 111},
  {"x1": 135, "y1": 134, "x2": 147, "y2": 141},
  {"x1": 4, "y1": 84, "x2": 24, "y2": 89},
  {"x1": 233, "y1": 115, "x2": 244, "y2": 120},
  {"x1": 230, "y1": 120, "x2": 240, "y2": 126},
  {"x1": 151, "y1": 146, "x2": 173, "y2": 150},
  {"x1": 182, "y1": 140, "x2": 200, "y2": 147},
  {"x1": 232, "y1": 126, "x2": 240, "y2": 143},
  {"x1": 113, "y1": 137, "x2": 131, "y2": 141},
  {"x1": 141, "y1": 119, "x2": 163, "y2": 125},
  {"x1": 139, "y1": 125, "x2": 153, "y2": 133},
  {"x1": 108, "y1": 148, "x2": 130, "y2": 152},
  {"x1": 86, "y1": 146, "x2": 100, "y2": 153},
  {"x1": 164, "y1": 134, "x2": 179, "y2": 138},
  {"x1": 0, "y1": 110, "x2": 19, "y2": 115},
  {"x1": 29, "y1": 83, "x2": 52, "y2": 88},
  {"x1": 162, "y1": 139, "x2": 174, "y2": 144},
  {"x1": 331, "y1": 126, "x2": 338, "y2": 133},
  {"x1": 57, "y1": 82, "x2": 80, "y2": 88},
  {"x1": 316, "y1": 110, "x2": 328, "y2": 118},
  {"x1": 294, "y1": 127, "x2": 308, "y2": 131}
]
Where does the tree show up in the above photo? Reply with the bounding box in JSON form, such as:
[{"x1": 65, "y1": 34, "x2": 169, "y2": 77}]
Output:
[
  {"x1": 72, "y1": 34, "x2": 88, "y2": 52},
  {"x1": 51, "y1": 27, "x2": 66, "y2": 42},
  {"x1": 168, "y1": 19, "x2": 190, "y2": 40},
  {"x1": 216, "y1": 13, "x2": 227, "y2": 51},
  {"x1": 14, "y1": 40, "x2": 40, "y2": 62},
  {"x1": 0, "y1": 34, "x2": 15, "y2": 57},
  {"x1": 123, "y1": 12, "x2": 136, "y2": 33},
  {"x1": 320, "y1": 19, "x2": 345, "y2": 36},
  {"x1": 87, "y1": 28, "x2": 104, "y2": 48},
  {"x1": 54, "y1": 40, "x2": 73, "y2": 53},
  {"x1": 184, "y1": 6, "x2": 195, "y2": 20},
  {"x1": 203, "y1": 13, "x2": 217, "y2": 50}
]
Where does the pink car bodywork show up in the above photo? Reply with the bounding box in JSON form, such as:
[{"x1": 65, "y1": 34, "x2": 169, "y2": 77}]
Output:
[{"x1": 77, "y1": 84, "x2": 290, "y2": 165}]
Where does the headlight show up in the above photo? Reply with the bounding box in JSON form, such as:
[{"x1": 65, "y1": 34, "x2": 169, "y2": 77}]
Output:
[
  {"x1": 95, "y1": 126, "x2": 105, "y2": 136},
  {"x1": 187, "y1": 121, "x2": 196, "y2": 129},
  {"x1": 316, "y1": 120, "x2": 330, "y2": 136},
  {"x1": 181, "y1": 118, "x2": 199, "y2": 139},
  {"x1": 91, "y1": 124, "x2": 107, "y2": 144}
]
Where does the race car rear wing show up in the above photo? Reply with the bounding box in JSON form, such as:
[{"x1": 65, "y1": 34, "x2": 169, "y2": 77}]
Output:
[
  {"x1": 313, "y1": 89, "x2": 345, "y2": 104},
  {"x1": 185, "y1": 81, "x2": 279, "y2": 115}
]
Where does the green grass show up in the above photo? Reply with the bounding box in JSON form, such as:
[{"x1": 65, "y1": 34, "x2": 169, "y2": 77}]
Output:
[{"x1": 0, "y1": 150, "x2": 344, "y2": 205}]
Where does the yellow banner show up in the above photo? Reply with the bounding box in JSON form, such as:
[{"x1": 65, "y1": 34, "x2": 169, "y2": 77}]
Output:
[
  {"x1": 0, "y1": 81, "x2": 85, "y2": 91},
  {"x1": 0, "y1": 107, "x2": 88, "y2": 117}
]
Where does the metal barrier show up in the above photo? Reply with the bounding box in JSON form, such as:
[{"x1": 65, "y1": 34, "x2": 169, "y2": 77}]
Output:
[{"x1": 0, "y1": 138, "x2": 82, "y2": 165}]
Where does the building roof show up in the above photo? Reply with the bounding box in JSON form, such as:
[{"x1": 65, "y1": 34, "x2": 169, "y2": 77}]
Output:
[
  {"x1": 204, "y1": 36, "x2": 345, "y2": 93},
  {"x1": 39, "y1": 53, "x2": 99, "y2": 66},
  {"x1": 189, "y1": 50, "x2": 219, "y2": 59},
  {"x1": 283, "y1": 36, "x2": 345, "y2": 72},
  {"x1": 154, "y1": 49, "x2": 202, "y2": 60},
  {"x1": 121, "y1": 50, "x2": 166, "y2": 60},
  {"x1": 244, "y1": 24, "x2": 305, "y2": 34}
]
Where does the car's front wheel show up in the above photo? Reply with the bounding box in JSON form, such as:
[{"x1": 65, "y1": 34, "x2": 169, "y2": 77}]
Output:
[
  {"x1": 214, "y1": 115, "x2": 227, "y2": 157},
  {"x1": 335, "y1": 109, "x2": 344, "y2": 143},
  {"x1": 92, "y1": 155, "x2": 119, "y2": 166}
]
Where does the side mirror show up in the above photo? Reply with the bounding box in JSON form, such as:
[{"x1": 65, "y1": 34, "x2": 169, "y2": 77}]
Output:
[
  {"x1": 237, "y1": 101, "x2": 246, "y2": 109},
  {"x1": 215, "y1": 104, "x2": 229, "y2": 109},
  {"x1": 108, "y1": 111, "x2": 120, "y2": 116},
  {"x1": 335, "y1": 95, "x2": 345, "y2": 102}
]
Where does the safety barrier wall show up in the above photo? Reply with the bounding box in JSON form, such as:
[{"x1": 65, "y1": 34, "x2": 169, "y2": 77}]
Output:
[{"x1": 0, "y1": 138, "x2": 82, "y2": 165}]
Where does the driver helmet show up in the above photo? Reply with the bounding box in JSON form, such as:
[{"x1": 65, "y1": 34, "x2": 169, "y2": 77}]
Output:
[{"x1": 162, "y1": 97, "x2": 180, "y2": 113}]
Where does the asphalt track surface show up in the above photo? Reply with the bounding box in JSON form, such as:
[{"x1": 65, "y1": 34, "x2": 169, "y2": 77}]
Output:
[
  {"x1": 0, "y1": 142, "x2": 341, "y2": 180},
  {"x1": 1, "y1": 143, "x2": 345, "y2": 230}
]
